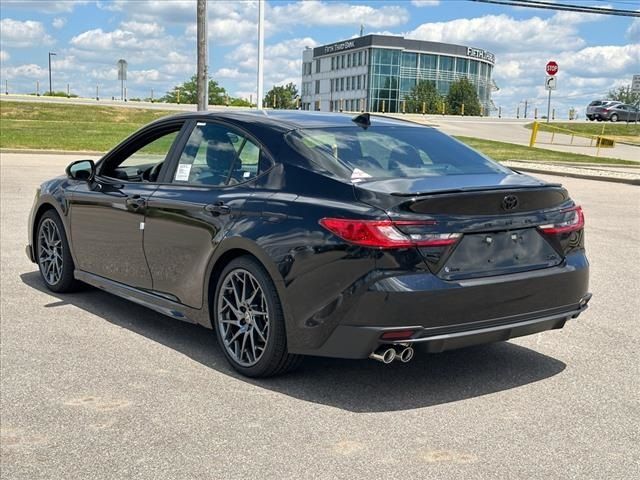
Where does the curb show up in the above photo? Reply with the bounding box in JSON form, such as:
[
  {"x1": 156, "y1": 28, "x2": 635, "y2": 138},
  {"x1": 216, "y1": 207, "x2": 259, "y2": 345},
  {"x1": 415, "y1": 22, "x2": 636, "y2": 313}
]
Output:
[{"x1": 508, "y1": 166, "x2": 640, "y2": 186}]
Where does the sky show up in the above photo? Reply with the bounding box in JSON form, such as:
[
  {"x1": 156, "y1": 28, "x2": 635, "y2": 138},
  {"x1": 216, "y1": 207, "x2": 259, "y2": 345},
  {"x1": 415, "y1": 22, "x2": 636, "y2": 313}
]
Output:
[{"x1": 0, "y1": 0, "x2": 638, "y2": 115}]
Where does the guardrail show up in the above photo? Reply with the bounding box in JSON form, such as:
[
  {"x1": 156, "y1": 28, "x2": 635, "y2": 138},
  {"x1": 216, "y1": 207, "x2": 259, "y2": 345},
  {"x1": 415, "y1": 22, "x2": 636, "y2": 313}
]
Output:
[{"x1": 529, "y1": 121, "x2": 619, "y2": 157}]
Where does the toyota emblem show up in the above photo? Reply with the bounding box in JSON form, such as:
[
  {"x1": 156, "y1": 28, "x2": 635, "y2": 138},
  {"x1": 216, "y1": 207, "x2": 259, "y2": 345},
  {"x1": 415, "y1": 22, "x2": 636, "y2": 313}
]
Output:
[{"x1": 502, "y1": 194, "x2": 519, "y2": 211}]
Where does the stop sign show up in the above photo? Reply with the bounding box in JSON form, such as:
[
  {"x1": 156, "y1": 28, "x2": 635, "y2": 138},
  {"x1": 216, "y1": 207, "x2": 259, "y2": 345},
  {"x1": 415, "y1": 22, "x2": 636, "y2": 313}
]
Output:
[{"x1": 546, "y1": 61, "x2": 558, "y2": 76}]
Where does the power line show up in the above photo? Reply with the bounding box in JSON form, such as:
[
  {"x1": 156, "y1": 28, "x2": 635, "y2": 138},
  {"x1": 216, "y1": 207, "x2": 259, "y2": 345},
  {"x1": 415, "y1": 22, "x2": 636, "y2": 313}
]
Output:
[{"x1": 470, "y1": 0, "x2": 640, "y2": 16}]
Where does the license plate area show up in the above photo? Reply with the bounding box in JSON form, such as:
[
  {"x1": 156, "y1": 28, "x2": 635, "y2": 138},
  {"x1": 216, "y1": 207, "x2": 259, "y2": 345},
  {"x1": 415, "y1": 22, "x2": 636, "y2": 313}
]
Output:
[{"x1": 438, "y1": 229, "x2": 562, "y2": 280}]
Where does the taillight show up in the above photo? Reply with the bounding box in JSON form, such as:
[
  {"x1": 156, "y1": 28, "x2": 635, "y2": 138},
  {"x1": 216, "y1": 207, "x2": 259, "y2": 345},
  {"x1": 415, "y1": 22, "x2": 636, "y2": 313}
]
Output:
[
  {"x1": 319, "y1": 218, "x2": 461, "y2": 248},
  {"x1": 538, "y1": 206, "x2": 584, "y2": 235}
]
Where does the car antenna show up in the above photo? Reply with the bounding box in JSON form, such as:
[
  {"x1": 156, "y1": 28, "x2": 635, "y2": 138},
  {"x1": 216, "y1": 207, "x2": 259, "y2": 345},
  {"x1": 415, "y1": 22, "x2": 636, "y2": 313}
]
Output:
[{"x1": 351, "y1": 112, "x2": 371, "y2": 129}]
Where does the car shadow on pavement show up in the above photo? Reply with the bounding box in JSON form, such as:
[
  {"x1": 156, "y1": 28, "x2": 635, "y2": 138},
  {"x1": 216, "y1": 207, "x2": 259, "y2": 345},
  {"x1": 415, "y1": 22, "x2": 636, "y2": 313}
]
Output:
[{"x1": 21, "y1": 271, "x2": 567, "y2": 413}]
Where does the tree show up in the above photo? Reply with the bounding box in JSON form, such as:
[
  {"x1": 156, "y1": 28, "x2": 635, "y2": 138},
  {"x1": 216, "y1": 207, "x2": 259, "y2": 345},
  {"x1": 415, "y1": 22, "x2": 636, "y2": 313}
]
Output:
[
  {"x1": 608, "y1": 85, "x2": 640, "y2": 106},
  {"x1": 162, "y1": 75, "x2": 227, "y2": 105},
  {"x1": 264, "y1": 82, "x2": 299, "y2": 109},
  {"x1": 404, "y1": 80, "x2": 441, "y2": 114},
  {"x1": 446, "y1": 77, "x2": 481, "y2": 116}
]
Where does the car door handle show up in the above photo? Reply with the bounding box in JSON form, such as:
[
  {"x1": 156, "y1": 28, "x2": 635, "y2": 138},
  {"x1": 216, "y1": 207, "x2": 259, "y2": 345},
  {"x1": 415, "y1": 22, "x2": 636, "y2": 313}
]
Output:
[
  {"x1": 204, "y1": 203, "x2": 231, "y2": 216},
  {"x1": 126, "y1": 195, "x2": 146, "y2": 209}
]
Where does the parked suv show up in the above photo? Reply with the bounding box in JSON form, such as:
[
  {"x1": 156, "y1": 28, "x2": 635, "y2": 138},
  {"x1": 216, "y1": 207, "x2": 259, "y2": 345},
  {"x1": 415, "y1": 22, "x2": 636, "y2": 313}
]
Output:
[{"x1": 585, "y1": 100, "x2": 621, "y2": 121}]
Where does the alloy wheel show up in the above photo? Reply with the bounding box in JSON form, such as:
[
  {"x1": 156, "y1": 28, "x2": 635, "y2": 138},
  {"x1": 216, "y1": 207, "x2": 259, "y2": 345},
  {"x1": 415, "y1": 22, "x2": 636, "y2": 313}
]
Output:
[
  {"x1": 38, "y1": 218, "x2": 63, "y2": 285},
  {"x1": 217, "y1": 268, "x2": 270, "y2": 367}
]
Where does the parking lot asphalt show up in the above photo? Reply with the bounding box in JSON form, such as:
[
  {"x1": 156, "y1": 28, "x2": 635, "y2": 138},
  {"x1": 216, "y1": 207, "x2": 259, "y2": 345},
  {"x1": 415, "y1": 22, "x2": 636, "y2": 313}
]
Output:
[{"x1": 1, "y1": 152, "x2": 638, "y2": 480}]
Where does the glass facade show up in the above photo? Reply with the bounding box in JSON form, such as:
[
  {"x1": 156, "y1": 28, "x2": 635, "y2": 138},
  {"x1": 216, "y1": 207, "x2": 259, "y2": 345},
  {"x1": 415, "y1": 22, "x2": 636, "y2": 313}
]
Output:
[
  {"x1": 300, "y1": 36, "x2": 495, "y2": 114},
  {"x1": 367, "y1": 48, "x2": 493, "y2": 113}
]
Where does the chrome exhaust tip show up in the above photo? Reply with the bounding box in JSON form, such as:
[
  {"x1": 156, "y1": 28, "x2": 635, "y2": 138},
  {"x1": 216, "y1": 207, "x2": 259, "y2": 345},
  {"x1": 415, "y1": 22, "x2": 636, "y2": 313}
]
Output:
[
  {"x1": 397, "y1": 346, "x2": 414, "y2": 363},
  {"x1": 369, "y1": 347, "x2": 396, "y2": 364}
]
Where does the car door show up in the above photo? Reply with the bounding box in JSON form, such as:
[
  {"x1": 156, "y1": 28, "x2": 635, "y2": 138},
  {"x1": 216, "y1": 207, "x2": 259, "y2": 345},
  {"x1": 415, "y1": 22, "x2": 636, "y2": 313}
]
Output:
[
  {"x1": 69, "y1": 122, "x2": 186, "y2": 289},
  {"x1": 143, "y1": 120, "x2": 272, "y2": 308}
]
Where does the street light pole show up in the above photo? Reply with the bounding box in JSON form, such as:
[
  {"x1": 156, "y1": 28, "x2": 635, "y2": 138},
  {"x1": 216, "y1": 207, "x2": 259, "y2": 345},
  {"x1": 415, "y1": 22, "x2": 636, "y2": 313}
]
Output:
[
  {"x1": 257, "y1": 0, "x2": 265, "y2": 109},
  {"x1": 48, "y1": 52, "x2": 56, "y2": 95}
]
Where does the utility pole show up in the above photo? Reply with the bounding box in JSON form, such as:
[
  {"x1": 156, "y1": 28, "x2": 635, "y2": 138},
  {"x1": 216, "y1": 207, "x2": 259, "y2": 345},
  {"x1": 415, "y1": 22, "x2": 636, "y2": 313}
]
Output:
[
  {"x1": 48, "y1": 52, "x2": 56, "y2": 95},
  {"x1": 196, "y1": 0, "x2": 208, "y2": 110},
  {"x1": 257, "y1": 0, "x2": 265, "y2": 109}
]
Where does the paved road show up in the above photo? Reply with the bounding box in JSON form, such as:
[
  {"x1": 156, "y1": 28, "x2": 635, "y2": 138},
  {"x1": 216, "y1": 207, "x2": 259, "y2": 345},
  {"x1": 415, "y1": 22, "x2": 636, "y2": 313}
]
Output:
[{"x1": 1, "y1": 153, "x2": 638, "y2": 479}]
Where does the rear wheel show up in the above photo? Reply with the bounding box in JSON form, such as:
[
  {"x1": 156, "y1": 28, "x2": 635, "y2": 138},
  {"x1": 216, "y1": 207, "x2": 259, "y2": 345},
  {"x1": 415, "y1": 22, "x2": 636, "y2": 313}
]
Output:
[
  {"x1": 36, "y1": 210, "x2": 79, "y2": 292},
  {"x1": 213, "y1": 256, "x2": 301, "y2": 377}
]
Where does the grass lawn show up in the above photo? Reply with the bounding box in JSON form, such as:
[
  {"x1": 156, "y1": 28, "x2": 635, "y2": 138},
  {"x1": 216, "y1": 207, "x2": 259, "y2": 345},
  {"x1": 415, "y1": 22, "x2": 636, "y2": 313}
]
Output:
[
  {"x1": 456, "y1": 136, "x2": 639, "y2": 166},
  {"x1": 0, "y1": 101, "x2": 175, "y2": 151},
  {"x1": 525, "y1": 121, "x2": 640, "y2": 146}
]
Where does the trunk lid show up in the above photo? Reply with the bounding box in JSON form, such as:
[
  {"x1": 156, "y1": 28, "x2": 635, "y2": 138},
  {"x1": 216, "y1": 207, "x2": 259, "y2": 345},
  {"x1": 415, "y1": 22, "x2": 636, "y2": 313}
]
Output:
[{"x1": 355, "y1": 173, "x2": 574, "y2": 279}]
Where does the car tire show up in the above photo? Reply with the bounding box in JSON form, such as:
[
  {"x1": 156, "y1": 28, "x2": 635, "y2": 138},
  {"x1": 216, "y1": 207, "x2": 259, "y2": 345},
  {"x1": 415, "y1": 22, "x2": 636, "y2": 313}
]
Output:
[
  {"x1": 213, "y1": 256, "x2": 302, "y2": 377},
  {"x1": 610, "y1": 114, "x2": 618, "y2": 122},
  {"x1": 596, "y1": 118, "x2": 602, "y2": 122},
  {"x1": 36, "y1": 210, "x2": 80, "y2": 293}
]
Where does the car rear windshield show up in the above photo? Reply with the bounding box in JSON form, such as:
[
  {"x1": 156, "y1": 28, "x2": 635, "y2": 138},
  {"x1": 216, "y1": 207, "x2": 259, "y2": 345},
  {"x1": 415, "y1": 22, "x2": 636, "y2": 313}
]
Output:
[{"x1": 285, "y1": 125, "x2": 510, "y2": 181}]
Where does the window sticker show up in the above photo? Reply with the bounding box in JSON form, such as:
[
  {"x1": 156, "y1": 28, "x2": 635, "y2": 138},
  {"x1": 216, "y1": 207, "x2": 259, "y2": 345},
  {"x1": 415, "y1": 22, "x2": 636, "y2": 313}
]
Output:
[{"x1": 175, "y1": 163, "x2": 192, "y2": 181}]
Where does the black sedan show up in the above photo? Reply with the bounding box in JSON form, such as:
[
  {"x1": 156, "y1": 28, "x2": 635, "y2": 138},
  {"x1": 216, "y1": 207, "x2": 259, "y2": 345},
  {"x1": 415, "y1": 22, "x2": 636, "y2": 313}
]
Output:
[{"x1": 26, "y1": 111, "x2": 591, "y2": 377}]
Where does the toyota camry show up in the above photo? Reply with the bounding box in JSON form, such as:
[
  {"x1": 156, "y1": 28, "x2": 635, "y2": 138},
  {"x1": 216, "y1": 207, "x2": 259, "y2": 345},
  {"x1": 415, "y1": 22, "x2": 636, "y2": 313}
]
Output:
[{"x1": 26, "y1": 111, "x2": 591, "y2": 377}]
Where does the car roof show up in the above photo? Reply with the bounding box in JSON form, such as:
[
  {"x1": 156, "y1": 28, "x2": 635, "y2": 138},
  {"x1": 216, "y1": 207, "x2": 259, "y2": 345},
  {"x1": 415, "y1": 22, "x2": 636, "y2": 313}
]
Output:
[{"x1": 154, "y1": 109, "x2": 424, "y2": 131}]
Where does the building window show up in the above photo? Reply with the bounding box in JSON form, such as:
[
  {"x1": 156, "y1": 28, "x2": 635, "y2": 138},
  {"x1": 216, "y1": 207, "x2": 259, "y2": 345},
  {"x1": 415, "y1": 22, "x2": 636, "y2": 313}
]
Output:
[
  {"x1": 346, "y1": 77, "x2": 350, "y2": 90},
  {"x1": 469, "y1": 60, "x2": 479, "y2": 75},
  {"x1": 419, "y1": 54, "x2": 437, "y2": 70},
  {"x1": 341, "y1": 55, "x2": 345, "y2": 69},
  {"x1": 439, "y1": 56, "x2": 454, "y2": 72},
  {"x1": 456, "y1": 58, "x2": 468, "y2": 75},
  {"x1": 340, "y1": 77, "x2": 344, "y2": 91},
  {"x1": 347, "y1": 54, "x2": 351, "y2": 68},
  {"x1": 315, "y1": 59, "x2": 321, "y2": 73},
  {"x1": 331, "y1": 57, "x2": 335, "y2": 70},
  {"x1": 357, "y1": 75, "x2": 361, "y2": 90},
  {"x1": 401, "y1": 52, "x2": 418, "y2": 69},
  {"x1": 315, "y1": 80, "x2": 320, "y2": 94}
]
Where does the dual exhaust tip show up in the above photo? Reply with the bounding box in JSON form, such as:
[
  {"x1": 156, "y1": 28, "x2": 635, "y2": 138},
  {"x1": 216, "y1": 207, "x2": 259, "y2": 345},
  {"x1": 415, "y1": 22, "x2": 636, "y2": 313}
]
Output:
[{"x1": 369, "y1": 345, "x2": 414, "y2": 364}]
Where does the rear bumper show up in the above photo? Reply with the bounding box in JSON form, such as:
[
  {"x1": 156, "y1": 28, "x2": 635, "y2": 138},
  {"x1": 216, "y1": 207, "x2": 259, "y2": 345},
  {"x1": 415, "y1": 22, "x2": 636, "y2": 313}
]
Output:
[
  {"x1": 292, "y1": 252, "x2": 589, "y2": 358},
  {"x1": 306, "y1": 294, "x2": 591, "y2": 359}
]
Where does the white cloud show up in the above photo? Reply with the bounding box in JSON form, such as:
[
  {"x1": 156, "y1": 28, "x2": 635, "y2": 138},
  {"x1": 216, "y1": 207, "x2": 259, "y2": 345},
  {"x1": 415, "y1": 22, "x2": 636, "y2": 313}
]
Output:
[
  {"x1": 224, "y1": 37, "x2": 319, "y2": 98},
  {"x1": 2, "y1": 1, "x2": 89, "y2": 14},
  {"x1": 0, "y1": 18, "x2": 54, "y2": 48},
  {"x1": 0, "y1": 50, "x2": 9, "y2": 63},
  {"x1": 69, "y1": 22, "x2": 176, "y2": 62},
  {"x1": 271, "y1": 1, "x2": 409, "y2": 28},
  {"x1": 52, "y1": 17, "x2": 66, "y2": 29},
  {"x1": 130, "y1": 69, "x2": 165, "y2": 84},
  {"x1": 411, "y1": 1, "x2": 440, "y2": 6},
  {"x1": 213, "y1": 68, "x2": 248, "y2": 79},
  {"x1": 1, "y1": 63, "x2": 47, "y2": 80},
  {"x1": 405, "y1": 13, "x2": 588, "y2": 54},
  {"x1": 119, "y1": 21, "x2": 164, "y2": 37}
]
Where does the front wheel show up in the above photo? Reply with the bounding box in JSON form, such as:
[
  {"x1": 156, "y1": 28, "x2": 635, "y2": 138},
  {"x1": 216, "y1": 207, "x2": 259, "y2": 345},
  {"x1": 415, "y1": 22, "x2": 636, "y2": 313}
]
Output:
[
  {"x1": 610, "y1": 114, "x2": 618, "y2": 122},
  {"x1": 213, "y1": 256, "x2": 301, "y2": 377},
  {"x1": 36, "y1": 210, "x2": 80, "y2": 292}
]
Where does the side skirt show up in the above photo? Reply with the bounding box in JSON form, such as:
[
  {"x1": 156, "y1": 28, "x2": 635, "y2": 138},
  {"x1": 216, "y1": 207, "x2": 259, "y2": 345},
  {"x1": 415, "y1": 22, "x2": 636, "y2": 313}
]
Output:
[{"x1": 74, "y1": 270, "x2": 210, "y2": 327}]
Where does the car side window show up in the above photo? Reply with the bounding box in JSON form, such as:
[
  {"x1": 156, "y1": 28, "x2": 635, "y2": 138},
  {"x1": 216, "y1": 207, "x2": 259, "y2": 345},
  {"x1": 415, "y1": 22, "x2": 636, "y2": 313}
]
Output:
[
  {"x1": 101, "y1": 128, "x2": 181, "y2": 182},
  {"x1": 172, "y1": 122, "x2": 271, "y2": 186}
]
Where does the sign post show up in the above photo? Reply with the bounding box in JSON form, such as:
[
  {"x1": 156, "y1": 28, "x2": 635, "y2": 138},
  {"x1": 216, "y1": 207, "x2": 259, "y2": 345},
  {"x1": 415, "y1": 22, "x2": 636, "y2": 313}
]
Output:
[
  {"x1": 545, "y1": 61, "x2": 558, "y2": 123},
  {"x1": 117, "y1": 59, "x2": 127, "y2": 101}
]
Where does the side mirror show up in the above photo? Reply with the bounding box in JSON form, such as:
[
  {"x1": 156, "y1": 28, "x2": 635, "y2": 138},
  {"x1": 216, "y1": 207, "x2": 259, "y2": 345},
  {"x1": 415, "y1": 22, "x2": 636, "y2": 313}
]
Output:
[{"x1": 66, "y1": 159, "x2": 95, "y2": 181}]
